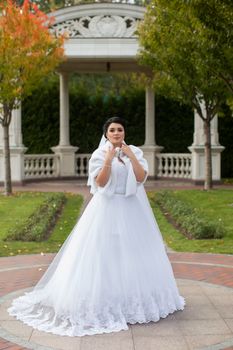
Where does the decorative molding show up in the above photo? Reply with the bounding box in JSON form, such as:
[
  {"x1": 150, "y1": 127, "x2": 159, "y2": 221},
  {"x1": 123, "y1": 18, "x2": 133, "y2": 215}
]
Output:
[{"x1": 51, "y1": 15, "x2": 140, "y2": 38}]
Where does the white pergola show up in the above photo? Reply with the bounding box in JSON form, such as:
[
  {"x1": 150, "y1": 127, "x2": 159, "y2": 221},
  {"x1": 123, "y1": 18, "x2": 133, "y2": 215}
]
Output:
[{"x1": 0, "y1": 3, "x2": 224, "y2": 183}]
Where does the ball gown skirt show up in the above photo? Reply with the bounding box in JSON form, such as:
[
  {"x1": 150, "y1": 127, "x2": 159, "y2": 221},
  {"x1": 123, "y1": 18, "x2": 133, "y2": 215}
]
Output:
[{"x1": 8, "y1": 188, "x2": 185, "y2": 336}]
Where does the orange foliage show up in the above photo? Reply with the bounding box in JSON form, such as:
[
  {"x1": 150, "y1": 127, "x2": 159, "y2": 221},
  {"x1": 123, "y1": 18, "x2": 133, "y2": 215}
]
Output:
[{"x1": 0, "y1": 0, "x2": 65, "y2": 107}]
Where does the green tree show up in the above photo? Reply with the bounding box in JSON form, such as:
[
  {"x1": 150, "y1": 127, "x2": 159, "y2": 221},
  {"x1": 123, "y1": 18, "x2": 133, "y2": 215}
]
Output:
[
  {"x1": 190, "y1": 0, "x2": 233, "y2": 97},
  {"x1": 0, "y1": 0, "x2": 64, "y2": 195},
  {"x1": 138, "y1": 0, "x2": 233, "y2": 190}
]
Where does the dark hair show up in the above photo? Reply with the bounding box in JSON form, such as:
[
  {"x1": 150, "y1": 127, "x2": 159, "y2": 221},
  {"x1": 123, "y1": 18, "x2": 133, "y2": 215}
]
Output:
[{"x1": 103, "y1": 117, "x2": 126, "y2": 137}]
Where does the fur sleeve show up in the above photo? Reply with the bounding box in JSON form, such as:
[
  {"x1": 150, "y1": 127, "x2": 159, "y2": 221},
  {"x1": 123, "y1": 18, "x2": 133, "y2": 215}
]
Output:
[
  {"x1": 129, "y1": 145, "x2": 149, "y2": 184},
  {"x1": 87, "y1": 149, "x2": 105, "y2": 194}
]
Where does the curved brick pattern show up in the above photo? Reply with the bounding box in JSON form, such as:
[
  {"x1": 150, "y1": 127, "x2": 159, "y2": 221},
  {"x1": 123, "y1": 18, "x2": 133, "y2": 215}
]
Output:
[
  {"x1": 172, "y1": 263, "x2": 233, "y2": 288},
  {"x1": 169, "y1": 252, "x2": 233, "y2": 266}
]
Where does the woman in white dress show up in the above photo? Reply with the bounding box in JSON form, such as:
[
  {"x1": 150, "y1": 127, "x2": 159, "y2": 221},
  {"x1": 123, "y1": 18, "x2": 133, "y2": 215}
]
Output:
[{"x1": 8, "y1": 117, "x2": 185, "y2": 337}]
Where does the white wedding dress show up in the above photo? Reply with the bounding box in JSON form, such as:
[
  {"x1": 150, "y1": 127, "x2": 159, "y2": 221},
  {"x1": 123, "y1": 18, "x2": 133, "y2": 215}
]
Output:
[{"x1": 8, "y1": 142, "x2": 185, "y2": 337}]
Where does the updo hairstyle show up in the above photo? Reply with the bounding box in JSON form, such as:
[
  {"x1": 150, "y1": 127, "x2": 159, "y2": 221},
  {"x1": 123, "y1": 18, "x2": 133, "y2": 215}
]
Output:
[{"x1": 103, "y1": 117, "x2": 126, "y2": 138}]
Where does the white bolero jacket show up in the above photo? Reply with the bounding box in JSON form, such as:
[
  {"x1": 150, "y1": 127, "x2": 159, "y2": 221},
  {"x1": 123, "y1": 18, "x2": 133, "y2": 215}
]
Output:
[{"x1": 87, "y1": 141, "x2": 148, "y2": 197}]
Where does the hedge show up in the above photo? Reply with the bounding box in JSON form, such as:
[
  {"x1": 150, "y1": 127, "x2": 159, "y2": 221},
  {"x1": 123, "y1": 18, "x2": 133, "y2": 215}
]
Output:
[
  {"x1": 22, "y1": 74, "x2": 233, "y2": 177},
  {"x1": 5, "y1": 193, "x2": 66, "y2": 242},
  {"x1": 154, "y1": 191, "x2": 225, "y2": 239}
]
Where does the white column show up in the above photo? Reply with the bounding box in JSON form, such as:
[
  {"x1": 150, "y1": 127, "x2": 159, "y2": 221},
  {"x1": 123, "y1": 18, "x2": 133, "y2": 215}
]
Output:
[
  {"x1": 10, "y1": 106, "x2": 23, "y2": 146},
  {"x1": 141, "y1": 87, "x2": 163, "y2": 177},
  {"x1": 59, "y1": 72, "x2": 70, "y2": 146},
  {"x1": 192, "y1": 109, "x2": 220, "y2": 146},
  {"x1": 0, "y1": 104, "x2": 27, "y2": 184},
  {"x1": 144, "y1": 87, "x2": 156, "y2": 146},
  {"x1": 188, "y1": 106, "x2": 224, "y2": 183},
  {"x1": 52, "y1": 72, "x2": 78, "y2": 177}
]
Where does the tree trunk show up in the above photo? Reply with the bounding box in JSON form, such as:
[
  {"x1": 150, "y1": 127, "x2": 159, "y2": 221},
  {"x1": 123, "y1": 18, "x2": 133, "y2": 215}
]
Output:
[
  {"x1": 3, "y1": 117, "x2": 12, "y2": 196},
  {"x1": 203, "y1": 118, "x2": 213, "y2": 190}
]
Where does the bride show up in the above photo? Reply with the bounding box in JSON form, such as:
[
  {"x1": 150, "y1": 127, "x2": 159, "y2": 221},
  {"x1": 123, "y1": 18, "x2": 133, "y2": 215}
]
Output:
[{"x1": 8, "y1": 117, "x2": 185, "y2": 337}]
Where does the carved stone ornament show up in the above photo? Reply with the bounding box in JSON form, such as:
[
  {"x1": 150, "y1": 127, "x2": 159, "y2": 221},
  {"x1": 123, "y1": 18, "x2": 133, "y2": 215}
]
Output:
[{"x1": 51, "y1": 15, "x2": 140, "y2": 38}]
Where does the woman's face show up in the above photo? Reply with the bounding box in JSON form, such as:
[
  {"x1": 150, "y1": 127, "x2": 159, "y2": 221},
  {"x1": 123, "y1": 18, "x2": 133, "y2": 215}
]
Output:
[{"x1": 106, "y1": 123, "x2": 125, "y2": 147}]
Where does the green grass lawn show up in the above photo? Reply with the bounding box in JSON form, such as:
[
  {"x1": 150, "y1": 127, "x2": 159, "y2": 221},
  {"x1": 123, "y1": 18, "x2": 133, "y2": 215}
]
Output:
[
  {"x1": 149, "y1": 189, "x2": 233, "y2": 254},
  {"x1": 0, "y1": 192, "x2": 83, "y2": 257},
  {"x1": 0, "y1": 189, "x2": 232, "y2": 257}
]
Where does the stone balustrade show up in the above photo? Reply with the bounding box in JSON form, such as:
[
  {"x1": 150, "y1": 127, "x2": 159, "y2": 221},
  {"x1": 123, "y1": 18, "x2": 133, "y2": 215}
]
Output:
[
  {"x1": 75, "y1": 154, "x2": 91, "y2": 177},
  {"x1": 24, "y1": 155, "x2": 60, "y2": 179},
  {"x1": 156, "y1": 153, "x2": 192, "y2": 179},
  {"x1": 23, "y1": 153, "x2": 192, "y2": 180}
]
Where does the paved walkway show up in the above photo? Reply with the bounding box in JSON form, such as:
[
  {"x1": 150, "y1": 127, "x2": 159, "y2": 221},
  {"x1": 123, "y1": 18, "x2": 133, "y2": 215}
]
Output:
[{"x1": 0, "y1": 180, "x2": 233, "y2": 350}]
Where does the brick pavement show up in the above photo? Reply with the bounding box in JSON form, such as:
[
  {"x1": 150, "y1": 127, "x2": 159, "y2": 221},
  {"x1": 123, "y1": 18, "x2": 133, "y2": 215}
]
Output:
[
  {"x1": 0, "y1": 179, "x2": 233, "y2": 350},
  {"x1": 1, "y1": 252, "x2": 233, "y2": 349}
]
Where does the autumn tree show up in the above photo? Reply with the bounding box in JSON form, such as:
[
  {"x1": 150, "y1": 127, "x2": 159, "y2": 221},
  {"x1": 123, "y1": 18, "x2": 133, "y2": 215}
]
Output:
[
  {"x1": 0, "y1": 0, "x2": 64, "y2": 195},
  {"x1": 138, "y1": 0, "x2": 233, "y2": 190}
]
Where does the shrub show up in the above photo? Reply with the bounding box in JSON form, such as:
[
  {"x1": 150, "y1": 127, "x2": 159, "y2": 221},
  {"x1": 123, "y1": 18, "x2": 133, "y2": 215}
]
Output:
[
  {"x1": 4, "y1": 193, "x2": 66, "y2": 242},
  {"x1": 154, "y1": 191, "x2": 225, "y2": 239}
]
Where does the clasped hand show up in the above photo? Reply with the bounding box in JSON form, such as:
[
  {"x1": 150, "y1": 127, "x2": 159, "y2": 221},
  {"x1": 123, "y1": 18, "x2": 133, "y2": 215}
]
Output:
[{"x1": 105, "y1": 144, "x2": 134, "y2": 163}]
